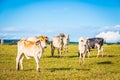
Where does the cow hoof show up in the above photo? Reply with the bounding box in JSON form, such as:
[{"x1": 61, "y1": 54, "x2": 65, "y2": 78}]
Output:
[
  {"x1": 16, "y1": 69, "x2": 19, "y2": 71},
  {"x1": 37, "y1": 68, "x2": 40, "y2": 72},
  {"x1": 20, "y1": 67, "x2": 23, "y2": 70},
  {"x1": 16, "y1": 68, "x2": 19, "y2": 71}
]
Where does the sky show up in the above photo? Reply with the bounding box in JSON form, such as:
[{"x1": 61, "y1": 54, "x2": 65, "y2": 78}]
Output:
[{"x1": 0, "y1": 0, "x2": 120, "y2": 43}]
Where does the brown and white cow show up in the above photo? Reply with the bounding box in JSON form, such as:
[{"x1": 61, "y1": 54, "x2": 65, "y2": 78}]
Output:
[{"x1": 16, "y1": 36, "x2": 48, "y2": 72}]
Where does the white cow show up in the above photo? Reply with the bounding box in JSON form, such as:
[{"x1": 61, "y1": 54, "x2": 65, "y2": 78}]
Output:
[
  {"x1": 63, "y1": 34, "x2": 69, "y2": 53},
  {"x1": 51, "y1": 36, "x2": 63, "y2": 57},
  {"x1": 16, "y1": 37, "x2": 47, "y2": 72},
  {"x1": 78, "y1": 37, "x2": 89, "y2": 64},
  {"x1": 1, "y1": 39, "x2": 4, "y2": 45}
]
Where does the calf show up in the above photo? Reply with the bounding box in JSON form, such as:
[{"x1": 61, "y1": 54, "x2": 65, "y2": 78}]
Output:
[
  {"x1": 87, "y1": 38, "x2": 104, "y2": 58},
  {"x1": 16, "y1": 40, "x2": 44, "y2": 72},
  {"x1": 51, "y1": 36, "x2": 63, "y2": 57},
  {"x1": 78, "y1": 37, "x2": 89, "y2": 64}
]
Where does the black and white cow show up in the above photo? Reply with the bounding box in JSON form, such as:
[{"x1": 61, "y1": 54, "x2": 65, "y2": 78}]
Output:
[{"x1": 87, "y1": 38, "x2": 104, "y2": 58}]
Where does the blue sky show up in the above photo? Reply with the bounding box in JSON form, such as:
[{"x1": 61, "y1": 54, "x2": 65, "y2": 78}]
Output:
[{"x1": 0, "y1": 0, "x2": 120, "y2": 42}]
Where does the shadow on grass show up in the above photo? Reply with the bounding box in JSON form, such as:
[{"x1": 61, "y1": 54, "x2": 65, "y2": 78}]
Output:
[
  {"x1": 15, "y1": 68, "x2": 90, "y2": 72},
  {"x1": 44, "y1": 54, "x2": 120, "y2": 59},
  {"x1": 20, "y1": 69, "x2": 34, "y2": 71},
  {"x1": 97, "y1": 61, "x2": 112, "y2": 64},
  {"x1": 107, "y1": 55, "x2": 120, "y2": 57},
  {"x1": 67, "y1": 56, "x2": 77, "y2": 58},
  {"x1": 45, "y1": 56, "x2": 64, "y2": 58},
  {"x1": 45, "y1": 55, "x2": 78, "y2": 58},
  {"x1": 48, "y1": 68, "x2": 90, "y2": 72},
  {"x1": 83, "y1": 54, "x2": 120, "y2": 58}
]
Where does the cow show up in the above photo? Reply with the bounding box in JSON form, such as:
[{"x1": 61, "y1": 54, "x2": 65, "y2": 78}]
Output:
[
  {"x1": 51, "y1": 35, "x2": 63, "y2": 57},
  {"x1": 78, "y1": 37, "x2": 89, "y2": 64},
  {"x1": 1, "y1": 39, "x2": 4, "y2": 45},
  {"x1": 63, "y1": 34, "x2": 69, "y2": 54},
  {"x1": 87, "y1": 38, "x2": 104, "y2": 58},
  {"x1": 16, "y1": 36, "x2": 48, "y2": 72}
]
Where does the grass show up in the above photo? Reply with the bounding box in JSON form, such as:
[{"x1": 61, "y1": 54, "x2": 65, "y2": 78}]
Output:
[{"x1": 0, "y1": 44, "x2": 120, "y2": 80}]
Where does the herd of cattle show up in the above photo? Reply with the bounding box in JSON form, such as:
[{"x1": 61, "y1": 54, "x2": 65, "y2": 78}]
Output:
[{"x1": 16, "y1": 34, "x2": 104, "y2": 72}]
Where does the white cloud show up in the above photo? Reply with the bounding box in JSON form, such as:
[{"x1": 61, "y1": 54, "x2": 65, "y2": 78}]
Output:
[
  {"x1": 1, "y1": 27, "x2": 18, "y2": 32},
  {"x1": 96, "y1": 31, "x2": 120, "y2": 43},
  {"x1": 0, "y1": 32, "x2": 28, "y2": 39},
  {"x1": 101, "y1": 25, "x2": 120, "y2": 32},
  {"x1": 115, "y1": 25, "x2": 120, "y2": 29}
]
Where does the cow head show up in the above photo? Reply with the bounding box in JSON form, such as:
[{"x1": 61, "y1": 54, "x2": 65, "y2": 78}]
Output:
[
  {"x1": 79, "y1": 37, "x2": 88, "y2": 47},
  {"x1": 37, "y1": 36, "x2": 48, "y2": 48},
  {"x1": 63, "y1": 34, "x2": 69, "y2": 45},
  {"x1": 57, "y1": 36, "x2": 63, "y2": 45},
  {"x1": 36, "y1": 40, "x2": 41, "y2": 45}
]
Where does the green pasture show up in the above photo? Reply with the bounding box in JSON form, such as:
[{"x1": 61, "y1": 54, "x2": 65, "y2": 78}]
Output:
[{"x1": 0, "y1": 44, "x2": 120, "y2": 80}]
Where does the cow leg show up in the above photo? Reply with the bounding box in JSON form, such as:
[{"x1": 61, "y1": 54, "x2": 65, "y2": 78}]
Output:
[
  {"x1": 87, "y1": 46, "x2": 90, "y2": 58},
  {"x1": 59, "y1": 48, "x2": 62, "y2": 57},
  {"x1": 64, "y1": 47, "x2": 66, "y2": 53},
  {"x1": 65, "y1": 46, "x2": 67, "y2": 53},
  {"x1": 57, "y1": 49, "x2": 59, "y2": 57},
  {"x1": 87, "y1": 51, "x2": 90, "y2": 58},
  {"x1": 96, "y1": 44, "x2": 100, "y2": 58},
  {"x1": 57, "y1": 49, "x2": 61, "y2": 57},
  {"x1": 63, "y1": 45, "x2": 65, "y2": 53},
  {"x1": 16, "y1": 53, "x2": 23, "y2": 70},
  {"x1": 34, "y1": 57, "x2": 40, "y2": 72},
  {"x1": 97, "y1": 45, "x2": 100, "y2": 58},
  {"x1": 66, "y1": 45, "x2": 68, "y2": 53},
  {"x1": 51, "y1": 47, "x2": 55, "y2": 57},
  {"x1": 79, "y1": 52, "x2": 82, "y2": 58},
  {"x1": 19, "y1": 55, "x2": 24, "y2": 70},
  {"x1": 16, "y1": 55, "x2": 20, "y2": 70},
  {"x1": 82, "y1": 53, "x2": 86, "y2": 64},
  {"x1": 78, "y1": 52, "x2": 82, "y2": 64},
  {"x1": 101, "y1": 46, "x2": 104, "y2": 57},
  {"x1": 78, "y1": 51, "x2": 80, "y2": 57},
  {"x1": 64, "y1": 45, "x2": 68, "y2": 54},
  {"x1": 65, "y1": 45, "x2": 68, "y2": 54},
  {"x1": 60, "y1": 47, "x2": 63, "y2": 57},
  {"x1": 97, "y1": 50, "x2": 100, "y2": 58}
]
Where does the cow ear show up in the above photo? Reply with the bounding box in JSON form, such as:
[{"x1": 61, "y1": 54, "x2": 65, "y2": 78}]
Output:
[
  {"x1": 36, "y1": 40, "x2": 41, "y2": 45},
  {"x1": 81, "y1": 40, "x2": 84, "y2": 42}
]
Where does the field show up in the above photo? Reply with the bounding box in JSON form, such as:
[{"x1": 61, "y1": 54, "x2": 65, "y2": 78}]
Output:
[{"x1": 0, "y1": 44, "x2": 120, "y2": 80}]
